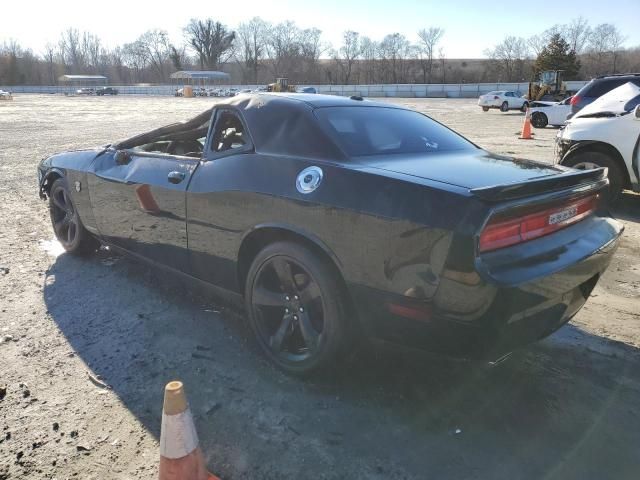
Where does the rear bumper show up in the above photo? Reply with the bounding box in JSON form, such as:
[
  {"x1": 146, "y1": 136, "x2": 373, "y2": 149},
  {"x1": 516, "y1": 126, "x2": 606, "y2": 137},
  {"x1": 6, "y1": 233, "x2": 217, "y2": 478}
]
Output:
[
  {"x1": 478, "y1": 100, "x2": 500, "y2": 108},
  {"x1": 349, "y1": 215, "x2": 623, "y2": 360}
]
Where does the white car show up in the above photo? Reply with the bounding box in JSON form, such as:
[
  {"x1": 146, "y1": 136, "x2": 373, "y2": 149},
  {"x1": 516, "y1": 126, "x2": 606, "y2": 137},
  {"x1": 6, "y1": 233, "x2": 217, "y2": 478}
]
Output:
[
  {"x1": 556, "y1": 82, "x2": 640, "y2": 202},
  {"x1": 529, "y1": 97, "x2": 572, "y2": 128},
  {"x1": 0, "y1": 89, "x2": 13, "y2": 100},
  {"x1": 478, "y1": 91, "x2": 528, "y2": 112}
]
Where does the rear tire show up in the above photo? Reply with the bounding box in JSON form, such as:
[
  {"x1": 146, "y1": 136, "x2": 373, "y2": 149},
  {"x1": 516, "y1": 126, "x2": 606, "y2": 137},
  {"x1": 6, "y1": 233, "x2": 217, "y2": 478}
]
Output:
[
  {"x1": 48, "y1": 178, "x2": 99, "y2": 255},
  {"x1": 500, "y1": 101, "x2": 509, "y2": 112},
  {"x1": 482, "y1": 106, "x2": 489, "y2": 112},
  {"x1": 245, "y1": 241, "x2": 350, "y2": 376},
  {"x1": 562, "y1": 150, "x2": 624, "y2": 204},
  {"x1": 531, "y1": 112, "x2": 548, "y2": 128}
]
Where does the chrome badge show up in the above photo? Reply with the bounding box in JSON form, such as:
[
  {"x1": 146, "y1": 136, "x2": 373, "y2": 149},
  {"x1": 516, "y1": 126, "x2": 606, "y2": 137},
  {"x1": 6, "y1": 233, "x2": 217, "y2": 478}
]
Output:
[
  {"x1": 296, "y1": 166, "x2": 323, "y2": 194},
  {"x1": 74, "y1": 181, "x2": 82, "y2": 192}
]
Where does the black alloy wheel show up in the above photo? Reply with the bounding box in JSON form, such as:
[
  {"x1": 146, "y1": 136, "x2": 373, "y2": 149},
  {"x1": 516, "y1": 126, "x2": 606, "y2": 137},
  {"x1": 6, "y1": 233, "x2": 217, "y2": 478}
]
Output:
[
  {"x1": 245, "y1": 241, "x2": 349, "y2": 375},
  {"x1": 49, "y1": 178, "x2": 98, "y2": 254},
  {"x1": 531, "y1": 112, "x2": 548, "y2": 128}
]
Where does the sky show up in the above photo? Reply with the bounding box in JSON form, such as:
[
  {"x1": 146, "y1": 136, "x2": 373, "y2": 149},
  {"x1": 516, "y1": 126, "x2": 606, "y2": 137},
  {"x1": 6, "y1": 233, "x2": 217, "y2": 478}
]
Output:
[{"x1": 3, "y1": 0, "x2": 639, "y2": 58}]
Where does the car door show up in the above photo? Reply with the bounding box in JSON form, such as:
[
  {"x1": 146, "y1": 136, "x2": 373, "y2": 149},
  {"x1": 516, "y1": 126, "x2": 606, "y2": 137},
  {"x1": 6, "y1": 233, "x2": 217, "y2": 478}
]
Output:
[
  {"x1": 185, "y1": 107, "x2": 255, "y2": 287},
  {"x1": 504, "y1": 91, "x2": 514, "y2": 107},
  {"x1": 88, "y1": 140, "x2": 203, "y2": 272}
]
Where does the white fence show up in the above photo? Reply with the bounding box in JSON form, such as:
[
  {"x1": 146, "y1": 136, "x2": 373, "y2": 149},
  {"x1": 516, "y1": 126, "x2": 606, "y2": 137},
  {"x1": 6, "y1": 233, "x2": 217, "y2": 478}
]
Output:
[{"x1": 0, "y1": 81, "x2": 588, "y2": 98}]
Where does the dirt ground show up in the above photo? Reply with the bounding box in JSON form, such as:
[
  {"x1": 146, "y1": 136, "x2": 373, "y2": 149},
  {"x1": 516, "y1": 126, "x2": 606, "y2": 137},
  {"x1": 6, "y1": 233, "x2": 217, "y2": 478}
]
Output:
[{"x1": 0, "y1": 95, "x2": 639, "y2": 480}]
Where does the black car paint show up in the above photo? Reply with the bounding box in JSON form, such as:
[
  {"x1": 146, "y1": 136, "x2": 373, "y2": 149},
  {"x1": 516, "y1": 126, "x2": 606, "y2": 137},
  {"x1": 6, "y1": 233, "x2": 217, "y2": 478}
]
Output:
[{"x1": 38, "y1": 93, "x2": 623, "y2": 360}]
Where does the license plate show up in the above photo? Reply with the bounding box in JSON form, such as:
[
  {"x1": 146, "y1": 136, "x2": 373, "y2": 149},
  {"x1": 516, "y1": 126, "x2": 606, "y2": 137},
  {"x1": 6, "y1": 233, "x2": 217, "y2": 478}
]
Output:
[{"x1": 549, "y1": 206, "x2": 577, "y2": 225}]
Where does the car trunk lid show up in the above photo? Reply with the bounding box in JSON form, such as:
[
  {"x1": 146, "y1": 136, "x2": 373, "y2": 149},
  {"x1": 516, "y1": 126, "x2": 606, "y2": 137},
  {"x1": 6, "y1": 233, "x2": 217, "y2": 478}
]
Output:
[{"x1": 362, "y1": 150, "x2": 592, "y2": 196}]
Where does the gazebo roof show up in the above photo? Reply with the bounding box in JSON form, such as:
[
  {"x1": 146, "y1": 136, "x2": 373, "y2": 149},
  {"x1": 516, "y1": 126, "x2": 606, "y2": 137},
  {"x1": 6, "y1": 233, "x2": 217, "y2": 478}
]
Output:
[
  {"x1": 58, "y1": 75, "x2": 108, "y2": 82},
  {"x1": 170, "y1": 70, "x2": 230, "y2": 80}
]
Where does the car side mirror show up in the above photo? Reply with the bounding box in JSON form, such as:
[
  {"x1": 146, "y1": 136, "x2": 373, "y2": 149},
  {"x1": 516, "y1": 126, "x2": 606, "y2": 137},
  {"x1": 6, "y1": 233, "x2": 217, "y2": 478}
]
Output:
[
  {"x1": 635, "y1": 104, "x2": 640, "y2": 120},
  {"x1": 115, "y1": 149, "x2": 131, "y2": 165}
]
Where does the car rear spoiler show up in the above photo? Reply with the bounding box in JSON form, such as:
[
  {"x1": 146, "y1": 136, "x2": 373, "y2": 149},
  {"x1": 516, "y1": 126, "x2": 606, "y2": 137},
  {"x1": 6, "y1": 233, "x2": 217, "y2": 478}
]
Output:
[{"x1": 470, "y1": 167, "x2": 608, "y2": 202}]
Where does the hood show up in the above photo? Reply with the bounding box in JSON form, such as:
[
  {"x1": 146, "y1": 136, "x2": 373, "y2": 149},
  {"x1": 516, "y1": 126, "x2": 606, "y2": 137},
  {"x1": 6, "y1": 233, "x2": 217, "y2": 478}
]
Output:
[
  {"x1": 574, "y1": 82, "x2": 640, "y2": 119},
  {"x1": 360, "y1": 150, "x2": 566, "y2": 190}
]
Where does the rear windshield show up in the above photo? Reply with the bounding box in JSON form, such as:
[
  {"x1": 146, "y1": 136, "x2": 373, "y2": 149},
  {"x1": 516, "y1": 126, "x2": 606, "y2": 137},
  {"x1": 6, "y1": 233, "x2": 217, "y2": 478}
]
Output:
[
  {"x1": 585, "y1": 78, "x2": 640, "y2": 98},
  {"x1": 315, "y1": 106, "x2": 475, "y2": 157}
]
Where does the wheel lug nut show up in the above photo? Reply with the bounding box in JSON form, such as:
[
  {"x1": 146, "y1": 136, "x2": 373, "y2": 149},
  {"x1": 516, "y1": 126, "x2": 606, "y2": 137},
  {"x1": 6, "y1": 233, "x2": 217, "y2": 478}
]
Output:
[
  {"x1": 299, "y1": 307, "x2": 304, "y2": 312},
  {"x1": 293, "y1": 315, "x2": 298, "y2": 321},
  {"x1": 294, "y1": 295, "x2": 299, "y2": 300},
  {"x1": 285, "y1": 308, "x2": 289, "y2": 313},
  {"x1": 285, "y1": 295, "x2": 290, "y2": 301}
]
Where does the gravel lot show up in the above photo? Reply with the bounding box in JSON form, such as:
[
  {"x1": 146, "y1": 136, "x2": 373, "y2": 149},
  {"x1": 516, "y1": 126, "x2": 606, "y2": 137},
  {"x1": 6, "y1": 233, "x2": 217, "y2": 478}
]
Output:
[{"x1": 1, "y1": 94, "x2": 639, "y2": 480}]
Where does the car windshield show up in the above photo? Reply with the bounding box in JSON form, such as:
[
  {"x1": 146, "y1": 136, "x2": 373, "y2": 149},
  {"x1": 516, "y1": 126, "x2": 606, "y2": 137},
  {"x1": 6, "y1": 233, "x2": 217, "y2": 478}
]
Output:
[{"x1": 315, "y1": 106, "x2": 476, "y2": 157}]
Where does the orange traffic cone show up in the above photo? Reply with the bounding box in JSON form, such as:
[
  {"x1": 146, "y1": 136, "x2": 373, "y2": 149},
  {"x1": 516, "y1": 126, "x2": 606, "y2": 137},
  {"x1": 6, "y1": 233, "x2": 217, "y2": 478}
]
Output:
[
  {"x1": 519, "y1": 108, "x2": 534, "y2": 140},
  {"x1": 159, "y1": 381, "x2": 220, "y2": 480}
]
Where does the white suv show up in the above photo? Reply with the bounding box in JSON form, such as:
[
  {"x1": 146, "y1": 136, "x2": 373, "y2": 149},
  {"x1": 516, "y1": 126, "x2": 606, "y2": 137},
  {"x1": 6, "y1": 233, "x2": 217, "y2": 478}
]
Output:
[
  {"x1": 556, "y1": 82, "x2": 640, "y2": 202},
  {"x1": 478, "y1": 91, "x2": 528, "y2": 112}
]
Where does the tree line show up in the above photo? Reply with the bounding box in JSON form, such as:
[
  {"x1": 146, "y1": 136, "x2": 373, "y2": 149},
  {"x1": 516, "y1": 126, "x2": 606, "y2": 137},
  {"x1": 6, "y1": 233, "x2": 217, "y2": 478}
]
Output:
[{"x1": 0, "y1": 16, "x2": 638, "y2": 86}]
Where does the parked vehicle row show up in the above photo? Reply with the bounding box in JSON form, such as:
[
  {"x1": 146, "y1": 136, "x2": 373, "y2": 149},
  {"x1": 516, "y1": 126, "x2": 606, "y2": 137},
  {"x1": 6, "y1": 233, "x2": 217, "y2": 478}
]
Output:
[
  {"x1": 74, "y1": 87, "x2": 119, "y2": 96},
  {"x1": 175, "y1": 86, "x2": 317, "y2": 97}
]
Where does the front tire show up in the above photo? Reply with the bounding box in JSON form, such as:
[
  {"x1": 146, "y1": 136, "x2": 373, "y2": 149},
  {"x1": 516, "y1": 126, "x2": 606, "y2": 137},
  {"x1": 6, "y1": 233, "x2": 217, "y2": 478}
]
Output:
[
  {"x1": 49, "y1": 178, "x2": 99, "y2": 255},
  {"x1": 531, "y1": 111, "x2": 548, "y2": 128},
  {"x1": 562, "y1": 151, "x2": 624, "y2": 203},
  {"x1": 500, "y1": 101, "x2": 509, "y2": 112},
  {"x1": 245, "y1": 241, "x2": 350, "y2": 376}
]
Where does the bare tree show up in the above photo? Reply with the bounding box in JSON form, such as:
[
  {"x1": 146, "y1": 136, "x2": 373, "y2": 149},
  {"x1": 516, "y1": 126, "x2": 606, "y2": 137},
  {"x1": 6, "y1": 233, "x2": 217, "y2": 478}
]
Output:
[
  {"x1": 138, "y1": 30, "x2": 172, "y2": 81},
  {"x1": 266, "y1": 21, "x2": 301, "y2": 78},
  {"x1": 236, "y1": 17, "x2": 268, "y2": 83},
  {"x1": 485, "y1": 36, "x2": 530, "y2": 81},
  {"x1": 333, "y1": 31, "x2": 362, "y2": 84},
  {"x1": 122, "y1": 40, "x2": 149, "y2": 83},
  {"x1": 438, "y1": 47, "x2": 446, "y2": 83},
  {"x1": 379, "y1": 33, "x2": 410, "y2": 83},
  {"x1": 298, "y1": 28, "x2": 324, "y2": 81},
  {"x1": 184, "y1": 19, "x2": 235, "y2": 70},
  {"x1": 528, "y1": 24, "x2": 564, "y2": 58},
  {"x1": 43, "y1": 43, "x2": 57, "y2": 84},
  {"x1": 59, "y1": 28, "x2": 85, "y2": 72},
  {"x1": 564, "y1": 17, "x2": 591, "y2": 54},
  {"x1": 587, "y1": 23, "x2": 626, "y2": 74},
  {"x1": 82, "y1": 32, "x2": 102, "y2": 70},
  {"x1": 360, "y1": 36, "x2": 378, "y2": 84},
  {"x1": 417, "y1": 27, "x2": 444, "y2": 83}
]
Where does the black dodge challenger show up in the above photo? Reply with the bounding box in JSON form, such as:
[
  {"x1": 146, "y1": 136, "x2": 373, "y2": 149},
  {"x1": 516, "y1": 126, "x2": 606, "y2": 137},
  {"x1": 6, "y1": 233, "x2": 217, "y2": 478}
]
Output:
[{"x1": 38, "y1": 93, "x2": 623, "y2": 375}]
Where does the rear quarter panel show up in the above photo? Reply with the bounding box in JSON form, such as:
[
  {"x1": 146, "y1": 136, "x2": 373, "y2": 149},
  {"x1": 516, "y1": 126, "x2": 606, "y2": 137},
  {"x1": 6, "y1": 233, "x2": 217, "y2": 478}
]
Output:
[{"x1": 185, "y1": 153, "x2": 482, "y2": 301}]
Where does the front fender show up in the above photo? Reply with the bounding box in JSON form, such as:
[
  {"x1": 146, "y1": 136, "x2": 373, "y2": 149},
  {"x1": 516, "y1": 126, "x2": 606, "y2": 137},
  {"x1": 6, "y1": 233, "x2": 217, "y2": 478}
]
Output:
[{"x1": 37, "y1": 148, "x2": 104, "y2": 233}]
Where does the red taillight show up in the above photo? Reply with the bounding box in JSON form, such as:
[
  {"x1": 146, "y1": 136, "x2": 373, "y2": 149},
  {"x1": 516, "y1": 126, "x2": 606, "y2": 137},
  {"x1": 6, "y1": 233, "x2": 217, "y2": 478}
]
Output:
[
  {"x1": 570, "y1": 95, "x2": 580, "y2": 106},
  {"x1": 479, "y1": 195, "x2": 598, "y2": 253}
]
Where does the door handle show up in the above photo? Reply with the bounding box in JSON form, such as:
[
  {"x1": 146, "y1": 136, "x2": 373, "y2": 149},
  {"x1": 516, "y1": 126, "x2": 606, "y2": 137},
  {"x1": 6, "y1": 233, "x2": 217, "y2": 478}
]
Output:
[{"x1": 167, "y1": 171, "x2": 186, "y2": 184}]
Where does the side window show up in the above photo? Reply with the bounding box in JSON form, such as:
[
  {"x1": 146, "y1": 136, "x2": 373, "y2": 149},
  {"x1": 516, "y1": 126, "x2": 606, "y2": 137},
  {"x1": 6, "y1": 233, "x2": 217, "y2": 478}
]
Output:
[
  {"x1": 588, "y1": 79, "x2": 626, "y2": 98},
  {"x1": 126, "y1": 110, "x2": 212, "y2": 157},
  {"x1": 211, "y1": 110, "x2": 250, "y2": 154}
]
